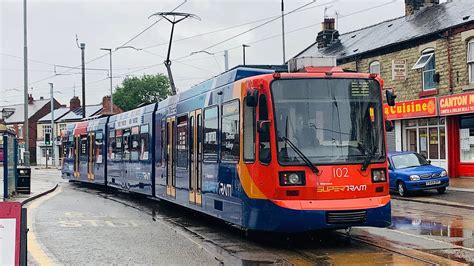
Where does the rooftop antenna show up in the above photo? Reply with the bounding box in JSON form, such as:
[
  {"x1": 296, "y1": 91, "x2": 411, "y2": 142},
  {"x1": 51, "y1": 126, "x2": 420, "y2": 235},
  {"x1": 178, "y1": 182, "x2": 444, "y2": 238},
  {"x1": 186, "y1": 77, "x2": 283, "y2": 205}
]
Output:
[
  {"x1": 335, "y1": 10, "x2": 340, "y2": 30},
  {"x1": 148, "y1": 12, "x2": 200, "y2": 95},
  {"x1": 324, "y1": 5, "x2": 333, "y2": 18}
]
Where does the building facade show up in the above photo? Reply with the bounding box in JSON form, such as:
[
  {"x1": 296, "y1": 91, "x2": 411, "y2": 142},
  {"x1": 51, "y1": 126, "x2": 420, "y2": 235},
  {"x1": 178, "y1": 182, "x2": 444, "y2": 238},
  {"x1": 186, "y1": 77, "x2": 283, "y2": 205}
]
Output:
[{"x1": 295, "y1": 0, "x2": 474, "y2": 177}]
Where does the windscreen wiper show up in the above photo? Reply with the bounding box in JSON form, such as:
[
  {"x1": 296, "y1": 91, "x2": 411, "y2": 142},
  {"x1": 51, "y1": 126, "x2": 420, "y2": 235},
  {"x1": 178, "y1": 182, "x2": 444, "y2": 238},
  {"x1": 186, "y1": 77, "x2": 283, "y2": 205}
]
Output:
[
  {"x1": 361, "y1": 145, "x2": 377, "y2": 171},
  {"x1": 282, "y1": 136, "x2": 319, "y2": 173}
]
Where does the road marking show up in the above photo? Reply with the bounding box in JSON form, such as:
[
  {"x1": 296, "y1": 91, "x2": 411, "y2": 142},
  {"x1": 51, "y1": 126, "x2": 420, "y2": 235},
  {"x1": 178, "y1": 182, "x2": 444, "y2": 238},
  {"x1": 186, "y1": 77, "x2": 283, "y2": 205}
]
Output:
[
  {"x1": 390, "y1": 228, "x2": 474, "y2": 252},
  {"x1": 26, "y1": 186, "x2": 63, "y2": 265}
]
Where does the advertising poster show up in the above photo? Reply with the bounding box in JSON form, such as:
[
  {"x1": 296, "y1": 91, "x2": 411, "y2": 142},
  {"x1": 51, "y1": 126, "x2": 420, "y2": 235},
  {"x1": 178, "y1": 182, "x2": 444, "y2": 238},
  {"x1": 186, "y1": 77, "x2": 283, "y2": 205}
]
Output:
[{"x1": 0, "y1": 218, "x2": 16, "y2": 265}]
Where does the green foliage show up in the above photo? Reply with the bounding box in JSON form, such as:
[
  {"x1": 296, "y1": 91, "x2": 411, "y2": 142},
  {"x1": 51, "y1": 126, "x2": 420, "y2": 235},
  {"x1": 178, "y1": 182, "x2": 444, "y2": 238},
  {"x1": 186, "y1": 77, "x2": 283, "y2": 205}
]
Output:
[{"x1": 113, "y1": 73, "x2": 171, "y2": 111}]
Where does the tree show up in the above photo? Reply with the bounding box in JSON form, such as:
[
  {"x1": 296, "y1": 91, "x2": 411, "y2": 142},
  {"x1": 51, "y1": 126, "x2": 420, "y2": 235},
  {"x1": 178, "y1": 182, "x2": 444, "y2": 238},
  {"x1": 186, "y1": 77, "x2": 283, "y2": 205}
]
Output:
[{"x1": 113, "y1": 73, "x2": 171, "y2": 111}]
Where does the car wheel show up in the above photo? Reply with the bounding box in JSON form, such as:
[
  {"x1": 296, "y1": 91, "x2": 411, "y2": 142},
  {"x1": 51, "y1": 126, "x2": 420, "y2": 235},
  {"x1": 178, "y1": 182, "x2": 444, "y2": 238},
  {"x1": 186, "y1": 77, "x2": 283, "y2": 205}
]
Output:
[
  {"x1": 437, "y1": 187, "x2": 447, "y2": 194},
  {"x1": 397, "y1": 181, "x2": 407, "y2": 197}
]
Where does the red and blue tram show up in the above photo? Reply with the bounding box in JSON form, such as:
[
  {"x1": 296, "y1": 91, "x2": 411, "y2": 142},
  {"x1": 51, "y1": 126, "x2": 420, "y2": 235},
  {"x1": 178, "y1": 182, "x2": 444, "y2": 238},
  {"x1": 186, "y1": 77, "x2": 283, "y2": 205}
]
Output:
[{"x1": 62, "y1": 63, "x2": 393, "y2": 232}]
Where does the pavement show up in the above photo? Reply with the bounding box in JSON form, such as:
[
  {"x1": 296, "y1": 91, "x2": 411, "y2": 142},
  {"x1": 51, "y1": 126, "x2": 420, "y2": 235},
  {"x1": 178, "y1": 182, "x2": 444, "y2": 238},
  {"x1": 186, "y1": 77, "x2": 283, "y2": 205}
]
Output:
[{"x1": 3, "y1": 168, "x2": 60, "y2": 204}]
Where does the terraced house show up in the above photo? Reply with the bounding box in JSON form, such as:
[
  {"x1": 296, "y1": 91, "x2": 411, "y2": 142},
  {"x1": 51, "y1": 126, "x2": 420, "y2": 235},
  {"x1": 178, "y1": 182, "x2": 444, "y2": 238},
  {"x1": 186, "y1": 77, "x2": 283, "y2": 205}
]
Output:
[{"x1": 295, "y1": 0, "x2": 474, "y2": 178}]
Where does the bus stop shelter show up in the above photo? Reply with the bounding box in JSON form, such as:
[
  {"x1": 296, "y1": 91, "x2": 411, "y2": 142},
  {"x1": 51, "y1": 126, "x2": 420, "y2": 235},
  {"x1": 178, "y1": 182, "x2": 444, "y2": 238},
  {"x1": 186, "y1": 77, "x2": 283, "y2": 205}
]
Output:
[{"x1": 0, "y1": 124, "x2": 18, "y2": 201}]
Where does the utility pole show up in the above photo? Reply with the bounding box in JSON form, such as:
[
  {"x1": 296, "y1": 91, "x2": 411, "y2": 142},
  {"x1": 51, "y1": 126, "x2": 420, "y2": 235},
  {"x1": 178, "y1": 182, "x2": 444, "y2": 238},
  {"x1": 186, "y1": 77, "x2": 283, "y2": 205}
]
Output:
[
  {"x1": 281, "y1": 0, "x2": 286, "y2": 64},
  {"x1": 23, "y1": 0, "x2": 29, "y2": 167},
  {"x1": 242, "y1": 44, "x2": 250, "y2": 66},
  {"x1": 149, "y1": 12, "x2": 200, "y2": 95},
  {"x1": 80, "y1": 43, "x2": 86, "y2": 118},
  {"x1": 49, "y1": 83, "x2": 55, "y2": 167},
  {"x1": 100, "y1": 48, "x2": 113, "y2": 114},
  {"x1": 224, "y1": 50, "x2": 229, "y2": 71}
]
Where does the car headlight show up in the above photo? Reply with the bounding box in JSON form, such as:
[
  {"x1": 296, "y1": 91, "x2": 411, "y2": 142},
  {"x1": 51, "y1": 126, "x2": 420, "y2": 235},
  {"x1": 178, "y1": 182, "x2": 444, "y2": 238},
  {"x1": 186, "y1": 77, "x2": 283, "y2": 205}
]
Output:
[
  {"x1": 410, "y1": 175, "x2": 420, "y2": 181},
  {"x1": 440, "y1": 170, "x2": 447, "y2": 177},
  {"x1": 372, "y1": 169, "x2": 387, "y2": 183},
  {"x1": 279, "y1": 172, "x2": 305, "y2": 186}
]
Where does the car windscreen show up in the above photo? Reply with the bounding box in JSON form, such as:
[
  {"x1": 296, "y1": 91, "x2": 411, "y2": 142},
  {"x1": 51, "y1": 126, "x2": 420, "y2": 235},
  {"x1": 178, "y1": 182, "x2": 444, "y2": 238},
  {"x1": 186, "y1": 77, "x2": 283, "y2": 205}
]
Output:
[{"x1": 391, "y1": 153, "x2": 429, "y2": 169}]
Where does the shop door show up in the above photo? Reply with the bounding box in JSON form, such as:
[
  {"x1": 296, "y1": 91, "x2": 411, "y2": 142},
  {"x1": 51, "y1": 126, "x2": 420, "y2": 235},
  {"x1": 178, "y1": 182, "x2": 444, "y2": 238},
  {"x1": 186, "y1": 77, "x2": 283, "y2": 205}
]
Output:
[
  {"x1": 87, "y1": 132, "x2": 95, "y2": 181},
  {"x1": 189, "y1": 110, "x2": 202, "y2": 205},
  {"x1": 166, "y1": 117, "x2": 176, "y2": 198}
]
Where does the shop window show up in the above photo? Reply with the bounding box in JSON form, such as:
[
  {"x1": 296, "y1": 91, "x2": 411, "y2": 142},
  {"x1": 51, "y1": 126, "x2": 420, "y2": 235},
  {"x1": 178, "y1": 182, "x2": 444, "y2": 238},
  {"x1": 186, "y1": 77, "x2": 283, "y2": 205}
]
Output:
[
  {"x1": 177, "y1": 116, "x2": 188, "y2": 168},
  {"x1": 243, "y1": 97, "x2": 256, "y2": 162},
  {"x1": 404, "y1": 118, "x2": 446, "y2": 161},
  {"x1": 460, "y1": 116, "x2": 474, "y2": 162},
  {"x1": 203, "y1": 106, "x2": 218, "y2": 163},
  {"x1": 468, "y1": 39, "x2": 474, "y2": 84},
  {"x1": 221, "y1": 100, "x2": 240, "y2": 162},
  {"x1": 413, "y1": 49, "x2": 437, "y2": 90},
  {"x1": 369, "y1": 61, "x2": 381, "y2": 75}
]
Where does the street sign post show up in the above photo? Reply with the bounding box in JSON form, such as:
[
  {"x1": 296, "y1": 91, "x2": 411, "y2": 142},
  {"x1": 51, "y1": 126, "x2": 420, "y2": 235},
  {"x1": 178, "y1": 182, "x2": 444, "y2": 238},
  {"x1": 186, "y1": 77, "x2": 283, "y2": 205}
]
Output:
[{"x1": 0, "y1": 202, "x2": 27, "y2": 266}]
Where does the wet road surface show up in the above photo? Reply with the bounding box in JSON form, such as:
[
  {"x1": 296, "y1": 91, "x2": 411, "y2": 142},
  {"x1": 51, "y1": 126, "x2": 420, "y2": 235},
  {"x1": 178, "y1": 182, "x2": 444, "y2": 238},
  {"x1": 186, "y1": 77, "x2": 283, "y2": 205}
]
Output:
[{"x1": 25, "y1": 178, "x2": 470, "y2": 265}]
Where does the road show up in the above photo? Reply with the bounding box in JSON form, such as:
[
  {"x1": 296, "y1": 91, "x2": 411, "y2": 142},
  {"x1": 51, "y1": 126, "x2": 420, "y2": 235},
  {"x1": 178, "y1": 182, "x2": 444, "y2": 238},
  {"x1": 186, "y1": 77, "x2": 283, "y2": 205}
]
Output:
[{"x1": 26, "y1": 170, "x2": 473, "y2": 265}]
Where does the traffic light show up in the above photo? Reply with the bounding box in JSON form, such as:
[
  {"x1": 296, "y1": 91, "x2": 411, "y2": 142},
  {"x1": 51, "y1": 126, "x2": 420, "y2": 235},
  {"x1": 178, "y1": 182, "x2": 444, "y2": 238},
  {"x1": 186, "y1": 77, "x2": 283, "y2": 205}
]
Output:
[{"x1": 45, "y1": 133, "x2": 51, "y2": 145}]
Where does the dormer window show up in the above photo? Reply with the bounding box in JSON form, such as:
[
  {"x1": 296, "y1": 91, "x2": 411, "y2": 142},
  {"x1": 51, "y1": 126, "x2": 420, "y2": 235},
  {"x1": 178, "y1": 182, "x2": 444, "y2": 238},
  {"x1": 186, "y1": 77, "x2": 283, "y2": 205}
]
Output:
[{"x1": 413, "y1": 49, "x2": 437, "y2": 91}]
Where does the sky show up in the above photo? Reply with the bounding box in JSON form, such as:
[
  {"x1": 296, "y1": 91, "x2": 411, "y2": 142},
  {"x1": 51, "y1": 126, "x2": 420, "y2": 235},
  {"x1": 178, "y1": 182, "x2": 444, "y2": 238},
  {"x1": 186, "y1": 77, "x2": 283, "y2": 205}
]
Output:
[{"x1": 0, "y1": 0, "x2": 441, "y2": 107}]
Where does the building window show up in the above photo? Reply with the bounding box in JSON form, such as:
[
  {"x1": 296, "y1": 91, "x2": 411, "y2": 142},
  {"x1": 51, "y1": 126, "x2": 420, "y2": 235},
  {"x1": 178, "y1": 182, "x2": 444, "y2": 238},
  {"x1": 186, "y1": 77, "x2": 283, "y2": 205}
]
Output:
[
  {"x1": 468, "y1": 39, "x2": 474, "y2": 84},
  {"x1": 43, "y1": 125, "x2": 52, "y2": 140},
  {"x1": 221, "y1": 100, "x2": 240, "y2": 162},
  {"x1": 17, "y1": 125, "x2": 23, "y2": 139},
  {"x1": 403, "y1": 118, "x2": 446, "y2": 161},
  {"x1": 59, "y1": 124, "x2": 67, "y2": 135},
  {"x1": 460, "y1": 116, "x2": 474, "y2": 162},
  {"x1": 369, "y1": 61, "x2": 381, "y2": 75},
  {"x1": 203, "y1": 106, "x2": 218, "y2": 163},
  {"x1": 412, "y1": 49, "x2": 437, "y2": 90}
]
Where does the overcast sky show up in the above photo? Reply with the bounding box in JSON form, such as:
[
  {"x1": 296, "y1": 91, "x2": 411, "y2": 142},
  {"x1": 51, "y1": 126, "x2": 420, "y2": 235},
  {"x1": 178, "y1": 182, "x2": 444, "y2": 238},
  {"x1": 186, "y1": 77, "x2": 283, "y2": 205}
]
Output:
[{"x1": 1, "y1": 0, "x2": 438, "y2": 106}]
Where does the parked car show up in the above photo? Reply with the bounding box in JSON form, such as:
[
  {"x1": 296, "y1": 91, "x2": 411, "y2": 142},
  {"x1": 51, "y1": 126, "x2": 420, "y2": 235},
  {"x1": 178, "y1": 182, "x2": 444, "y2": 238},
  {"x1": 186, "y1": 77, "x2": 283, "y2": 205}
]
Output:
[{"x1": 388, "y1": 151, "x2": 449, "y2": 197}]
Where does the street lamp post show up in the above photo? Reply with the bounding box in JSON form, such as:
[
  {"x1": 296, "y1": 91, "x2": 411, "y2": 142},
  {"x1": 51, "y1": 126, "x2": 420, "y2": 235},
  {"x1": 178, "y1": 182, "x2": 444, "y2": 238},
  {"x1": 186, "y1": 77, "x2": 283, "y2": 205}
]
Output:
[
  {"x1": 100, "y1": 48, "x2": 113, "y2": 114},
  {"x1": 48, "y1": 82, "x2": 55, "y2": 167},
  {"x1": 23, "y1": 0, "x2": 29, "y2": 166},
  {"x1": 242, "y1": 44, "x2": 250, "y2": 66}
]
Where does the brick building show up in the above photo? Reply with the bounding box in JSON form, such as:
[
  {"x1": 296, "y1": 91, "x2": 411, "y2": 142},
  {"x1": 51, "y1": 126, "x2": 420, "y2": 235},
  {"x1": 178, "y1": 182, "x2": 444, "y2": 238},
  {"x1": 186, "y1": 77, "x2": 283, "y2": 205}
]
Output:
[
  {"x1": 295, "y1": 0, "x2": 474, "y2": 177},
  {"x1": 0, "y1": 95, "x2": 61, "y2": 165}
]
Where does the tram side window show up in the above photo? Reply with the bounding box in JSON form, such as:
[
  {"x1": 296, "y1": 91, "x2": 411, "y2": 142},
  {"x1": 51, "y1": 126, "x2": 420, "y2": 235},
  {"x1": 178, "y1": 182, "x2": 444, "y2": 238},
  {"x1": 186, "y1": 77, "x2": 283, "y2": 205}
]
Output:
[
  {"x1": 161, "y1": 121, "x2": 166, "y2": 167},
  {"x1": 259, "y1": 94, "x2": 271, "y2": 164},
  {"x1": 203, "y1": 106, "x2": 219, "y2": 163},
  {"x1": 221, "y1": 100, "x2": 240, "y2": 162},
  {"x1": 108, "y1": 130, "x2": 116, "y2": 160},
  {"x1": 140, "y1": 124, "x2": 150, "y2": 161},
  {"x1": 243, "y1": 97, "x2": 256, "y2": 162},
  {"x1": 95, "y1": 131, "x2": 104, "y2": 164},
  {"x1": 123, "y1": 129, "x2": 131, "y2": 161},
  {"x1": 115, "y1": 130, "x2": 124, "y2": 161},
  {"x1": 177, "y1": 116, "x2": 188, "y2": 168},
  {"x1": 131, "y1": 127, "x2": 140, "y2": 161},
  {"x1": 68, "y1": 135, "x2": 74, "y2": 159}
]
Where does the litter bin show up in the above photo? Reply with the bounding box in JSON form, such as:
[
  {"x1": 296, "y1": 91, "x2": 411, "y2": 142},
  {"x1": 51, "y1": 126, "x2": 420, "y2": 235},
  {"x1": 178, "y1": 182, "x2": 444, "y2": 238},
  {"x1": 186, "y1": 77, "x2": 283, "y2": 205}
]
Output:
[{"x1": 17, "y1": 167, "x2": 31, "y2": 194}]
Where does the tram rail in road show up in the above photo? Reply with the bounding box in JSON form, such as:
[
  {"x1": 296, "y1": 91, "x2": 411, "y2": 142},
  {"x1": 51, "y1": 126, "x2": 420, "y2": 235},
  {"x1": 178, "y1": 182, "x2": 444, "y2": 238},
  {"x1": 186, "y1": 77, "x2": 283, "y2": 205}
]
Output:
[{"x1": 63, "y1": 182, "x2": 462, "y2": 265}]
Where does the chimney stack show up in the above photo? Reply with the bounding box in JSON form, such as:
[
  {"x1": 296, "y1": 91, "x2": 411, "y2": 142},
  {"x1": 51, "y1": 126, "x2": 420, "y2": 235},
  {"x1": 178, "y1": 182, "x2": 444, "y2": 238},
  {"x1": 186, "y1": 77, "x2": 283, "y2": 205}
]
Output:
[
  {"x1": 28, "y1": 94, "x2": 34, "y2": 104},
  {"x1": 70, "y1": 96, "x2": 81, "y2": 111},
  {"x1": 405, "y1": 0, "x2": 439, "y2": 16},
  {"x1": 102, "y1": 96, "x2": 112, "y2": 115},
  {"x1": 316, "y1": 17, "x2": 339, "y2": 49}
]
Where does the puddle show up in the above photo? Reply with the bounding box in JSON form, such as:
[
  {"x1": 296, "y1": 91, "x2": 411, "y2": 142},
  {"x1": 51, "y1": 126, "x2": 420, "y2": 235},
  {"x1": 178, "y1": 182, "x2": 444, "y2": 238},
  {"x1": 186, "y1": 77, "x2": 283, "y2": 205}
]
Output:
[{"x1": 390, "y1": 216, "x2": 474, "y2": 248}]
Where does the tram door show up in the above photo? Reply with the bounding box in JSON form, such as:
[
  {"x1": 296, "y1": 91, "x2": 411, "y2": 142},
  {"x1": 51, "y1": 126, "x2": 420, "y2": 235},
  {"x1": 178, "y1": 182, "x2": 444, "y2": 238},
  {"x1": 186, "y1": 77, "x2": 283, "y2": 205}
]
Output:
[
  {"x1": 74, "y1": 136, "x2": 80, "y2": 177},
  {"x1": 189, "y1": 110, "x2": 202, "y2": 205},
  {"x1": 166, "y1": 117, "x2": 176, "y2": 197},
  {"x1": 87, "y1": 132, "x2": 95, "y2": 181}
]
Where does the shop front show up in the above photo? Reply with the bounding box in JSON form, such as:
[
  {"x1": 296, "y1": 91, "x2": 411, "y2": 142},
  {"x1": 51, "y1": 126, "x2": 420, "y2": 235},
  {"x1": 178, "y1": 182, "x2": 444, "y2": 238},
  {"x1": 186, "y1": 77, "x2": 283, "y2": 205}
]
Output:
[
  {"x1": 440, "y1": 92, "x2": 474, "y2": 178},
  {"x1": 384, "y1": 97, "x2": 447, "y2": 169}
]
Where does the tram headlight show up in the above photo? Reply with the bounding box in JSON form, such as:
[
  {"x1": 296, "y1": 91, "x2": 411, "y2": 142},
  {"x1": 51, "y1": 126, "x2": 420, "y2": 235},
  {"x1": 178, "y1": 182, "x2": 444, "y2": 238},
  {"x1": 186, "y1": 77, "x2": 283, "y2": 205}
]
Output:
[
  {"x1": 279, "y1": 172, "x2": 306, "y2": 186},
  {"x1": 371, "y1": 169, "x2": 387, "y2": 183}
]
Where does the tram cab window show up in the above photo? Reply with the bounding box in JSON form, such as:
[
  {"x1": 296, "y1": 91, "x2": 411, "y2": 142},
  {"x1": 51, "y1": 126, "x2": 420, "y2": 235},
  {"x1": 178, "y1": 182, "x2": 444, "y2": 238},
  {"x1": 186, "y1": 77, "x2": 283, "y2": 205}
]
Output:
[
  {"x1": 203, "y1": 106, "x2": 219, "y2": 163},
  {"x1": 177, "y1": 116, "x2": 188, "y2": 168},
  {"x1": 259, "y1": 94, "x2": 271, "y2": 164},
  {"x1": 95, "y1": 131, "x2": 104, "y2": 164},
  {"x1": 221, "y1": 100, "x2": 240, "y2": 162},
  {"x1": 243, "y1": 97, "x2": 256, "y2": 162},
  {"x1": 123, "y1": 129, "x2": 131, "y2": 161},
  {"x1": 131, "y1": 127, "x2": 140, "y2": 161},
  {"x1": 140, "y1": 124, "x2": 150, "y2": 161}
]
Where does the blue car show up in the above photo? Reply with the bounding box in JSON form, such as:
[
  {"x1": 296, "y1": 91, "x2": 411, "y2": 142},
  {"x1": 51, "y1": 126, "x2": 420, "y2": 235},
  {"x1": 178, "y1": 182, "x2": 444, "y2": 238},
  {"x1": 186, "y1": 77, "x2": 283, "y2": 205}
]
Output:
[{"x1": 388, "y1": 151, "x2": 449, "y2": 197}]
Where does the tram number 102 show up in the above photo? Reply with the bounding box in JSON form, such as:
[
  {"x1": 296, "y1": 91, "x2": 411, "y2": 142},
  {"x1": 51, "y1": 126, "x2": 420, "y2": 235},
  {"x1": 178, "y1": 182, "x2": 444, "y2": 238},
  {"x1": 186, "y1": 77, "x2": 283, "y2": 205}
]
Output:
[{"x1": 333, "y1": 167, "x2": 349, "y2": 178}]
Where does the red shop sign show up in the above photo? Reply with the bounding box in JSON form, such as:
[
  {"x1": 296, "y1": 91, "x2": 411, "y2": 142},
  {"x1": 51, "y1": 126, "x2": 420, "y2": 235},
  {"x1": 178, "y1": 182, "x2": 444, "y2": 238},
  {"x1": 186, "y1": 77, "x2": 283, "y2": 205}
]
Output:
[
  {"x1": 384, "y1": 97, "x2": 437, "y2": 120},
  {"x1": 0, "y1": 202, "x2": 22, "y2": 266},
  {"x1": 439, "y1": 92, "x2": 474, "y2": 116}
]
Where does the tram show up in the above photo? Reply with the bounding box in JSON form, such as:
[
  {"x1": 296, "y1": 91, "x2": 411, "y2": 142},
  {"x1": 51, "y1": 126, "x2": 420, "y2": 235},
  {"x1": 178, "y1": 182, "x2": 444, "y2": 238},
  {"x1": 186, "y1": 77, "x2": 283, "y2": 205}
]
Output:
[{"x1": 62, "y1": 59, "x2": 395, "y2": 232}]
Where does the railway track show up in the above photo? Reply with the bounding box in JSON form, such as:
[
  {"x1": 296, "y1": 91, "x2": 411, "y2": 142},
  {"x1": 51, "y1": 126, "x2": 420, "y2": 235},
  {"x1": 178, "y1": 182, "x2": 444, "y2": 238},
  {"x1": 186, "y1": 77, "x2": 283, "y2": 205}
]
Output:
[{"x1": 72, "y1": 183, "x2": 456, "y2": 265}]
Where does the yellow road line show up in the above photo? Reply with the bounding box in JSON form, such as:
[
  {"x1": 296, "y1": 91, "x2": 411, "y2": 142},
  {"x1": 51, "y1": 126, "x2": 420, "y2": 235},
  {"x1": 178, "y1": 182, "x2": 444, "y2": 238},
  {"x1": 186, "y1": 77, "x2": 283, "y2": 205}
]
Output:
[{"x1": 26, "y1": 186, "x2": 62, "y2": 265}]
